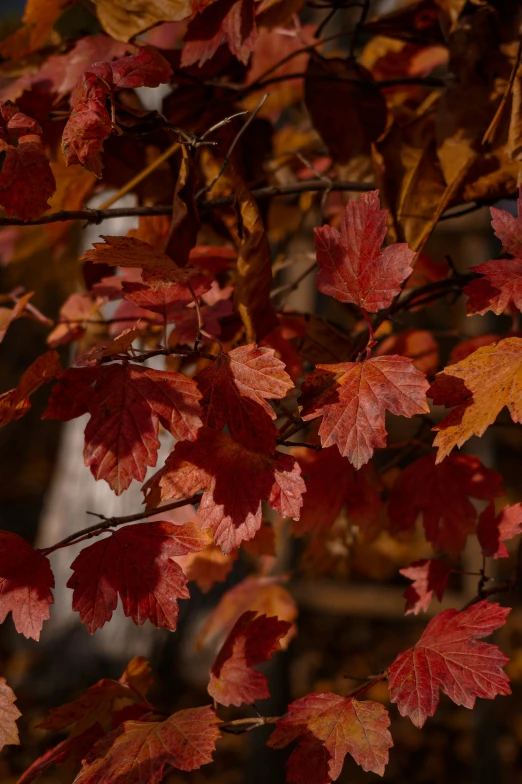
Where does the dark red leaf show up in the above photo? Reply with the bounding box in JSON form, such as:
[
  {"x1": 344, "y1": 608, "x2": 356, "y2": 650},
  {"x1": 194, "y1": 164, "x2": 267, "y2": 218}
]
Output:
[{"x1": 400, "y1": 559, "x2": 452, "y2": 615}]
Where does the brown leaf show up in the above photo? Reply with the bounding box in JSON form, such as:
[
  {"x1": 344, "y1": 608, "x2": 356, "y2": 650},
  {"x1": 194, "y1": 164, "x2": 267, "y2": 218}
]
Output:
[{"x1": 93, "y1": 0, "x2": 191, "y2": 42}]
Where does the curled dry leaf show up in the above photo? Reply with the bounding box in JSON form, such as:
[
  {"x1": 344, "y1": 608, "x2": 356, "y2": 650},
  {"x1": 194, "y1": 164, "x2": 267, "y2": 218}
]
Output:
[{"x1": 0, "y1": 678, "x2": 20, "y2": 753}]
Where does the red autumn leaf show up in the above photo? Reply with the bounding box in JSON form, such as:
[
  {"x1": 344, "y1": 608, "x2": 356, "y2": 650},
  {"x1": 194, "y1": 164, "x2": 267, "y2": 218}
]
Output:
[
  {"x1": 490, "y1": 188, "x2": 522, "y2": 258},
  {"x1": 197, "y1": 345, "x2": 294, "y2": 449},
  {"x1": 477, "y1": 502, "x2": 522, "y2": 558},
  {"x1": 0, "y1": 678, "x2": 20, "y2": 752},
  {"x1": 314, "y1": 190, "x2": 415, "y2": 313},
  {"x1": 400, "y1": 559, "x2": 452, "y2": 615},
  {"x1": 389, "y1": 600, "x2": 511, "y2": 728},
  {"x1": 44, "y1": 363, "x2": 202, "y2": 494},
  {"x1": 0, "y1": 290, "x2": 33, "y2": 344},
  {"x1": 61, "y1": 72, "x2": 112, "y2": 178},
  {"x1": 294, "y1": 445, "x2": 383, "y2": 534},
  {"x1": 182, "y1": 0, "x2": 257, "y2": 68},
  {"x1": 122, "y1": 278, "x2": 212, "y2": 322},
  {"x1": 0, "y1": 531, "x2": 54, "y2": 640},
  {"x1": 67, "y1": 521, "x2": 209, "y2": 633},
  {"x1": 89, "y1": 46, "x2": 172, "y2": 90},
  {"x1": 268, "y1": 692, "x2": 392, "y2": 780},
  {"x1": 82, "y1": 235, "x2": 200, "y2": 285},
  {"x1": 0, "y1": 349, "x2": 61, "y2": 428},
  {"x1": 301, "y1": 356, "x2": 429, "y2": 469},
  {"x1": 208, "y1": 610, "x2": 291, "y2": 707},
  {"x1": 198, "y1": 576, "x2": 298, "y2": 651},
  {"x1": 73, "y1": 706, "x2": 220, "y2": 783},
  {"x1": 150, "y1": 427, "x2": 305, "y2": 553},
  {"x1": 374, "y1": 328, "x2": 439, "y2": 375},
  {"x1": 429, "y1": 337, "x2": 522, "y2": 462},
  {"x1": 465, "y1": 259, "x2": 522, "y2": 315},
  {"x1": 388, "y1": 453, "x2": 503, "y2": 555},
  {"x1": 40, "y1": 657, "x2": 152, "y2": 735},
  {"x1": 17, "y1": 724, "x2": 105, "y2": 784},
  {"x1": 0, "y1": 101, "x2": 55, "y2": 219}
]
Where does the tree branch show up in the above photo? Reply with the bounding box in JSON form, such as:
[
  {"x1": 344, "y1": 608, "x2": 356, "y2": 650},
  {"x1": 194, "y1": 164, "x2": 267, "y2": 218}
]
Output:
[{"x1": 39, "y1": 495, "x2": 202, "y2": 555}]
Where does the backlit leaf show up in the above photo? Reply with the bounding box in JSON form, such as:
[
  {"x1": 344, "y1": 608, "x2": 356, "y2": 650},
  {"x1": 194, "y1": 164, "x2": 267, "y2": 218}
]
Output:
[
  {"x1": 0, "y1": 350, "x2": 61, "y2": 428},
  {"x1": 301, "y1": 356, "x2": 429, "y2": 468},
  {"x1": 67, "y1": 521, "x2": 209, "y2": 632},
  {"x1": 477, "y1": 502, "x2": 522, "y2": 559},
  {"x1": 389, "y1": 601, "x2": 511, "y2": 728},
  {"x1": 208, "y1": 610, "x2": 291, "y2": 706},
  {"x1": 399, "y1": 559, "x2": 452, "y2": 615}
]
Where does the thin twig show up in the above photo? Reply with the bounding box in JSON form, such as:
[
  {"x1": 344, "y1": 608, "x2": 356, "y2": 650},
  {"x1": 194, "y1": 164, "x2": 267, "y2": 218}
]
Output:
[
  {"x1": 39, "y1": 495, "x2": 202, "y2": 555},
  {"x1": 196, "y1": 94, "x2": 269, "y2": 199}
]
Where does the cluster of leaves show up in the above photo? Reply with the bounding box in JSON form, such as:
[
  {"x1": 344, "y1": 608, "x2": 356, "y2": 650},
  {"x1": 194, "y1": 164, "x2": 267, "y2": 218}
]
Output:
[{"x1": 0, "y1": 0, "x2": 522, "y2": 782}]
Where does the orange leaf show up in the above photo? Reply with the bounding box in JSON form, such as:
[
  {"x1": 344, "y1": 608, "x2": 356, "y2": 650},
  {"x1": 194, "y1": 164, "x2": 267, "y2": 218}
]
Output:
[
  {"x1": 0, "y1": 349, "x2": 61, "y2": 428},
  {"x1": 429, "y1": 337, "x2": 522, "y2": 462},
  {"x1": 0, "y1": 678, "x2": 20, "y2": 752}
]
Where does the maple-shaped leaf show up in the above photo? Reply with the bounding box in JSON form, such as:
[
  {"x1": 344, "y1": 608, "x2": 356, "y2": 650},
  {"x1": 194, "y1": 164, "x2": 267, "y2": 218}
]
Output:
[
  {"x1": 314, "y1": 190, "x2": 415, "y2": 313},
  {"x1": 449, "y1": 334, "x2": 500, "y2": 364},
  {"x1": 0, "y1": 349, "x2": 61, "y2": 428},
  {"x1": 88, "y1": 46, "x2": 172, "y2": 90},
  {"x1": 150, "y1": 427, "x2": 305, "y2": 553},
  {"x1": 67, "y1": 521, "x2": 209, "y2": 633},
  {"x1": 0, "y1": 531, "x2": 54, "y2": 640},
  {"x1": 198, "y1": 575, "x2": 297, "y2": 651},
  {"x1": 92, "y1": 0, "x2": 191, "y2": 42},
  {"x1": 400, "y1": 559, "x2": 452, "y2": 615},
  {"x1": 389, "y1": 600, "x2": 511, "y2": 728},
  {"x1": 268, "y1": 693, "x2": 392, "y2": 780},
  {"x1": 0, "y1": 0, "x2": 70, "y2": 59},
  {"x1": 477, "y1": 502, "x2": 522, "y2": 558},
  {"x1": 40, "y1": 656, "x2": 152, "y2": 736},
  {"x1": 388, "y1": 453, "x2": 503, "y2": 555},
  {"x1": 182, "y1": 0, "x2": 257, "y2": 67},
  {"x1": 82, "y1": 235, "x2": 201, "y2": 285},
  {"x1": 0, "y1": 100, "x2": 56, "y2": 219},
  {"x1": 208, "y1": 610, "x2": 291, "y2": 707},
  {"x1": 18, "y1": 725, "x2": 104, "y2": 784},
  {"x1": 429, "y1": 337, "x2": 522, "y2": 462},
  {"x1": 44, "y1": 363, "x2": 202, "y2": 494},
  {"x1": 294, "y1": 445, "x2": 383, "y2": 534},
  {"x1": 465, "y1": 259, "x2": 522, "y2": 315},
  {"x1": 301, "y1": 356, "x2": 429, "y2": 468},
  {"x1": 61, "y1": 73, "x2": 112, "y2": 178},
  {"x1": 490, "y1": 189, "x2": 522, "y2": 258},
  {"x1": 73, "y1": 705, "x2": 220, "y2": 783},
  {"x1": 197, "y1": 345, "x2": 293, "y2": 449},
  {"x1": 0, "y1": 678, "x2": 20, "y2": 752}
]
